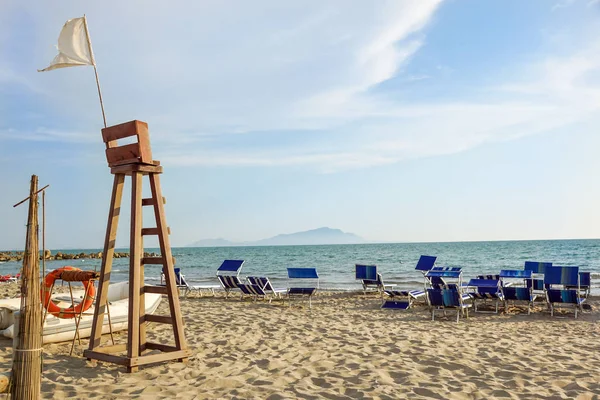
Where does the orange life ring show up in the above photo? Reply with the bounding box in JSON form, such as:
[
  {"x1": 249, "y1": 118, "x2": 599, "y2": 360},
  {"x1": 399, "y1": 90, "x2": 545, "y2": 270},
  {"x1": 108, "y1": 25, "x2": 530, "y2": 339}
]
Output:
[{"x1": 40, "y1": 266, "x2": 96, "y2": 319}]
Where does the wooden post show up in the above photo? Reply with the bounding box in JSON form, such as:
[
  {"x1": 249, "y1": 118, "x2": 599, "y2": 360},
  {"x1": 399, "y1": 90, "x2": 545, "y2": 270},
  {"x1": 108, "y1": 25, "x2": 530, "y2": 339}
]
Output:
[
  {"x1": 87, "y1": 174, "x2": 124, "y2": 349},
  {"x1": 11, "y1": 175, "x2": 43, "y2": 399}
]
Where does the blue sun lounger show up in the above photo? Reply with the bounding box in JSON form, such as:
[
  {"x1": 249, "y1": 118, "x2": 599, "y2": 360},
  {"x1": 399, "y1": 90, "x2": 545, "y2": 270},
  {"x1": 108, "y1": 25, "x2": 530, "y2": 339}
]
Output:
[
  {"x1": 161, "y1": 267, "x2": 221, "y2": 297},
  {"x1": 524, "y1": 261, "x2": 553, "y2": 293},
  {"x1": 427, "y1": 287, "x2": 472, "y2": 323},
  {"x1": 466, "y1": 278, "x2": 503, "y2": 313},
  {"x1": 356, "y1": 264, "x2": 397, "y2": 297},
  {"x1": 247, "y1": 276, "x2": 287, "y2": 299},
  {"x1": 287, "y1": 268, "x2": 319, "y2": 308},
  {"x1": 237, "y1": 282, "x2": 275, "y2": 302},
  {"x1": 499, "y1": 270, "x2": 537, "y2": 314},
  {"x1": 216, "y1": 260, "x2": 245, "y2": 298},
  {"x1": 544, "y1": 266, "x2": 586, "y2": 318},
  {"x1": 566, "y1": 271, "x2": 591, "y2": 299},
  {"x1": 380, "y1": 256, "x2": 436, "y2": 309}
]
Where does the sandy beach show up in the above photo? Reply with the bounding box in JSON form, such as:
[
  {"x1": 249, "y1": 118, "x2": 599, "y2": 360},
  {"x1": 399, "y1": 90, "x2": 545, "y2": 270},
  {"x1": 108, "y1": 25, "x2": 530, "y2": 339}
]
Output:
[{"x1": 0, "y1": 283, "x2": 599, "y2": 399}]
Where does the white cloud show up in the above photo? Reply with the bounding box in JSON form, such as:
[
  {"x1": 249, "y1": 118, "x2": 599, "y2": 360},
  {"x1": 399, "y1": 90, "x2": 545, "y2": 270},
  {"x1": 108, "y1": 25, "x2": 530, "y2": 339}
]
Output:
[{"x1": 1, "y1": 0, "x2": 599, "y2": 173}]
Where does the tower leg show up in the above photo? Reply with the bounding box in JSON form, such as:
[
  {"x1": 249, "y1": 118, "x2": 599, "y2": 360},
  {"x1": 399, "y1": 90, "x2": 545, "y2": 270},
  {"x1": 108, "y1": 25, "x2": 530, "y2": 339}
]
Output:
[
  {"x1": 149, "y1": 173, "x2": 188, "y2": 357},
  {"x1": 86, "y1": 174, "x2": 125, "y2": 353},
  {"x1": 127, "y1": 171, "x2": 143, "y2": 372}
]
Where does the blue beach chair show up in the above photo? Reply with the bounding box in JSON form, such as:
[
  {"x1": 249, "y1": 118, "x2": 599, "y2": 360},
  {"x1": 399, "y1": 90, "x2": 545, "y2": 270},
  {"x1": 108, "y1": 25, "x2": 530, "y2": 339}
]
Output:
[
  {"x1": 380, "y1": 256, "x2": 435, "y2": 309},
  {"x1": 524, "y1": 261, "x2": 552, "y2": 293},
  {"x1": 427, "y1": 287, "x2": 472, "y2": 323},
  {"x1": 287, "y1": 268, "x2": 319, "y2": 308},
  {"x1": 381, "y1": 289, "x2": 426, "y2": 310},
  {"x1": 216, "y1": 260, "x2": 245, "y2": 298},
  {"x1": 466, "y1": 278, "x2": 503, "y2": 313},
  {"x1": 565, "y1": 271, "x2": 591, "y2": 299},
  {"x1": 355, "y1": 264, "x2": 396, "y2": 297},
  {"x1": 544, "y1": 266, "x2": 586, "y2": 318},
  {"x1": 499, "y1": 270, "x2": 536, "y2": 314},
  {"x1": 161, "y1": 267, "x2": 221, "y2": 297},
  {"x1": 247, "y1": 276, "x2": 287, "y2": 299},
  {"x1": 237, "y1": 282, "x2": 272, "y2": 302}
]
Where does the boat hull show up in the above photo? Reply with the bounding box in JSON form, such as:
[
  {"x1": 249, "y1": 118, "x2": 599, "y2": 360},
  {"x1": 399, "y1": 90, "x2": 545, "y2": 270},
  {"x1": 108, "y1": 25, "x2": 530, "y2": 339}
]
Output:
[{"x1": 0, "y1": 282, "x2": 162, "y2": 344}]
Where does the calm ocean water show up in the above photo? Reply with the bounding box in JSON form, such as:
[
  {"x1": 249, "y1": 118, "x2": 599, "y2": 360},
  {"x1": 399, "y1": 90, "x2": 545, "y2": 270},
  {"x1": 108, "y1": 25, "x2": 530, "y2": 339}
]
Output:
[{"x1": 1, "y1": 239, "x2": 599, "y2": 292}]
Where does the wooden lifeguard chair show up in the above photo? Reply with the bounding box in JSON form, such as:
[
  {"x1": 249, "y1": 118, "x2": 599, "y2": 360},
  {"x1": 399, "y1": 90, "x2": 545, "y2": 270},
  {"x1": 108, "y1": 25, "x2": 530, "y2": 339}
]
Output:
[{"x1": 84, "y1": 120, "x2": 190, "y2": 372}]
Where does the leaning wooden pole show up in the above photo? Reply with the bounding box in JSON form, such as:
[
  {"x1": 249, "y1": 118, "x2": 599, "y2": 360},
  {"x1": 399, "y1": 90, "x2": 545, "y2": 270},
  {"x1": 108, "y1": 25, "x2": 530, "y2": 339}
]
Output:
[{"x1": 11, "y1": 175, "x2": 42, "y2": 399}]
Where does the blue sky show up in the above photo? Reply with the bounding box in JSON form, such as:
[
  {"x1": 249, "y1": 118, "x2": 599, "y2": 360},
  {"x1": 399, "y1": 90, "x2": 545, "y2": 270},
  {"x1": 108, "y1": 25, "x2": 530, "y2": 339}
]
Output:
[{"x1": 1, "y1": 0, "x2": 599, "y2": 249}]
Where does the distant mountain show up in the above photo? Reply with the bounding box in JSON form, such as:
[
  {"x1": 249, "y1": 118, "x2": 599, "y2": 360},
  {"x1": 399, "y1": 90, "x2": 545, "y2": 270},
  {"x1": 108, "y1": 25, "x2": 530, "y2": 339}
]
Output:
[
  {"x1": 187, "y1": 238, "x2": 236, "y2": 247},
  {"x1": 187, "y1": 227, "x2": 365, "y2": 247}
]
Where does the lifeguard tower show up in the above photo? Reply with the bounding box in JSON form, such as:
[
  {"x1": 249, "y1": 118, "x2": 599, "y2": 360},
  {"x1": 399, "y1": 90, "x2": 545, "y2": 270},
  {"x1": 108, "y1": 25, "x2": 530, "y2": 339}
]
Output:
[{"x1": 84, "y1": 120, "x2": 190, "y2": 372}]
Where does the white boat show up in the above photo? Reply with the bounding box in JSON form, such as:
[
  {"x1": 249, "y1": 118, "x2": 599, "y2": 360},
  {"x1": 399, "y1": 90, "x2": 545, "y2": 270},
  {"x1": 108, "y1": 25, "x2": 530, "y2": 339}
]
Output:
[{"x1": 0, "y1": 282, "x2": 162, "y2": 344}]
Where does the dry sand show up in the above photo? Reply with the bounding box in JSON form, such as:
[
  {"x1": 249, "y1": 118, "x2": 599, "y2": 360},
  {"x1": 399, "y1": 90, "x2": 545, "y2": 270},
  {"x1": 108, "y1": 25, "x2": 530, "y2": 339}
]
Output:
[{"x1": 0, "y1": 283, "x2": 599, "y2": 399}]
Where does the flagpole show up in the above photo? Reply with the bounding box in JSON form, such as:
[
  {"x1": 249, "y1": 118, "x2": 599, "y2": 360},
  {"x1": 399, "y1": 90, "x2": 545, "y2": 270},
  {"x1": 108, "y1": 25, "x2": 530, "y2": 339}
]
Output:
[{"x1": 82, "y1": 14, "x2": 107, "y2": 128}]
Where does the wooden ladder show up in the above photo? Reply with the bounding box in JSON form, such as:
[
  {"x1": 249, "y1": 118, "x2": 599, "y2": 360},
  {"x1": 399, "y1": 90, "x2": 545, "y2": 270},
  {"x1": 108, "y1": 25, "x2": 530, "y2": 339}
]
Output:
[{"x1": 84, "y1": 120, "x2": 190, "y2": 372}]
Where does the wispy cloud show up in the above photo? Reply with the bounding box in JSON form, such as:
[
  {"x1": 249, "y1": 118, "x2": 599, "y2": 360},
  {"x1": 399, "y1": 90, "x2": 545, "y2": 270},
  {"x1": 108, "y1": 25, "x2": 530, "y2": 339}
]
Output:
[
  {"x1": 552, "y1": 0, "x2": 577, "y2": 11},
  {"x1": 0, "y1": 127, "x2": 96, "y2": 142},
  {"x1": 1, "y1": 0, "x2": 599, "y2": 174}
]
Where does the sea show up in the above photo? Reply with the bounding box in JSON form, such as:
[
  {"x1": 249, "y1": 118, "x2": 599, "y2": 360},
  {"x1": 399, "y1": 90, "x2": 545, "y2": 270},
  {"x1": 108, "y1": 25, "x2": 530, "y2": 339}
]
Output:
[
  {"x1": 1, "y1": 239, "x2": 599, "y2": 293},
  {"x1": 0, "y1": 239, "x2": 600, "y2": 294}
]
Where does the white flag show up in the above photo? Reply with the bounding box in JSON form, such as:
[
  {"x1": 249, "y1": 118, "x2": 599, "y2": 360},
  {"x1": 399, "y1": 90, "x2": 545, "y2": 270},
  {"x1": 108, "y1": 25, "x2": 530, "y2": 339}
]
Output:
[{"x1": 38, "y1": 17, "x2": 94, "y2": 72}]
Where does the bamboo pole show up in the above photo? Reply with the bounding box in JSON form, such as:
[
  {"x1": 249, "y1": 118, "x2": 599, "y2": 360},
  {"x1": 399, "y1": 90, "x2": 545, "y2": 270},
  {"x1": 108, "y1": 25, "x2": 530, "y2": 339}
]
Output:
[
  {"x1": 11, "y1": 175, "x2": 43, "y2": 399},
  {"x1": 42, "y1": 190, "x2": 46, "y2": 284}
]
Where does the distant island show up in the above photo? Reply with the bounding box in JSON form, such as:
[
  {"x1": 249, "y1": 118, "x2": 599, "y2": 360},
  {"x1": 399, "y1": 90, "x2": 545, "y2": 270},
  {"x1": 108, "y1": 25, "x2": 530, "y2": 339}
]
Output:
[{"x1": 187, "y1": 227, "x2": 366, "y2": 247}]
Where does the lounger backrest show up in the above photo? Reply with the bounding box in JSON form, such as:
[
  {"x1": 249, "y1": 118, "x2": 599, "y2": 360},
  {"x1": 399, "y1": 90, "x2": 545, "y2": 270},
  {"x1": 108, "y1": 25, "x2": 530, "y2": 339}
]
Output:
[
  {"x1": 415, "y1": 255, "x2": 437, "y2": 271},
  {"x1": 288, "y1": 268, "x2": 319, "y2": 279},
  {"x1": 162, "y1": 267, "x2": 187, "y2": 287},
  {"x1": 580, "y1": 272, "x2": 591, "y2": 288},
  {"x1": 287, "y1": 268, "x2": 319, "y2": 290},
  {"x1": 238, "y1": 283, "x2": 254, "y2": 296},
  {"x1": 547, "y1": 289, "x2": 579, "y2": 304},
  {"x1": 502, "y1": 287, "x2": 532, "y2": 301},
  {"x1": 248, "y1": 276, "x2": 277, "y2": 292},
  {"x1": 239, "y1": 283, "x2": 266, "y2": 296},
  {"x1": 544, "y1": 266, "x2": 579, "y2": 286},
  {"x1": 442, "y1": 288, "x2": 461, "y2": 307},
  {"x1": 216, "y1": 260, "x2": 245, "y2": 276},
  {"x1": 427, "y1": 288, "x2": 445, "y2": 307},
  {"x1": 174, "y1": 268, "x2": 187, "y2": 286},
  {"x1": 427, "y1": 288, "x2": 461, "y2": 307},
  {"x1": 524, "y1": 261, "x2": 552, "y2": 290},
  {"x1": 355, "y1": 264, "x2": 378, "y2": 281},
  {"x1": 524, "y1": 261, "x2": 552, "y2": 272},
  {"x1": 218, "y1": 275, "x2": 242, "y2": 289}
]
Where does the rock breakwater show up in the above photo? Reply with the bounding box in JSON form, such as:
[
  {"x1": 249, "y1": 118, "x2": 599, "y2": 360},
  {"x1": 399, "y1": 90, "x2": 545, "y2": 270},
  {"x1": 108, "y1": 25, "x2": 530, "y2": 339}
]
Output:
[{"x1": 0, "y1": 250, "x2": 159, "y2": 263}]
